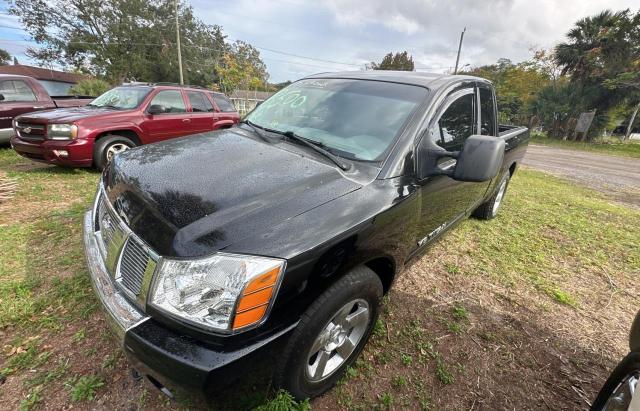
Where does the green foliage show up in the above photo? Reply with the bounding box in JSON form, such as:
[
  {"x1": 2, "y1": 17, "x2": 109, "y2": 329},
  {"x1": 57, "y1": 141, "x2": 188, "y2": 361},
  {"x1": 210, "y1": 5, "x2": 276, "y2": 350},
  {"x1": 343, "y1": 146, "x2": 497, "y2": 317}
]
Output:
[
  {"x1": 252, "y1": 390, "x2": 310, "y2": 411},
  {"x1": 553, "y1": 9, "x2": 640, "y2": 139},
  {"x1": 217, "y1": 41, "x2": 270, "y2": 93},
  {"x1": 7, "y1": 0, "x2": 268, "y2": 88},
  {"x1": 370, "y1": 51, "x2": 414, "y2": 71},
  {"x1": 435, "y1": 360, "x2": 454, "y2": 385},
  {"x1": 468, "y1": 57, "x2": 550, "y2": 125},
  {"x1": 69, "y1": 79, "x2": 111, "y2": 97},
  {"x1": 0, "y1": 48, "x2": 11, "y2": 65},
  {"x1": 68, "y1": 375, "x2": 104, "y2": 402},
  {"x1": 19, "y1": 387, "x2": 42, "y2": 411}
]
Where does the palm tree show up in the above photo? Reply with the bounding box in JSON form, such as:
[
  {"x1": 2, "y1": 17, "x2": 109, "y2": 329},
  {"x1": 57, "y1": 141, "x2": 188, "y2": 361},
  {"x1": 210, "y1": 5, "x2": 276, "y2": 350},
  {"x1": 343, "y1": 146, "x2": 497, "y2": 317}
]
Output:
[{"x1": 555, "y1": 10, "x2": 631, "y2": 81}]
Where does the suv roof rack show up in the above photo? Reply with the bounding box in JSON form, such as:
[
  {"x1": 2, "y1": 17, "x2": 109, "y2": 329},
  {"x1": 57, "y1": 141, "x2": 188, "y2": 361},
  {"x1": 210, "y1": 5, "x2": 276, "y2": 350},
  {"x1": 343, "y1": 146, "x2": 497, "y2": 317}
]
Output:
[{"x1": 119, "y1": 82, "x2": 210, "y2": 90}]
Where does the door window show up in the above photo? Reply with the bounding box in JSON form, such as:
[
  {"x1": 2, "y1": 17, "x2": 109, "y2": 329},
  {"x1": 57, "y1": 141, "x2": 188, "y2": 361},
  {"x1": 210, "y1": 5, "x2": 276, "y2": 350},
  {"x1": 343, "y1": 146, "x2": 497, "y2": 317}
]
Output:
[
  {"x1": 430, "y1": 92, "x2": 475, "y2": 152},
  {"x1": 0, "y1": 80, "x2": 36, "y2": 102},
  {"x1": 479, "y1": 87, "x2": 496, "y2": 136},
  {"x1": 148, "y1": 90, "x2": 186, "y2": 113},
  {"x1": 212, "y1": 94, "x2": 236, "y2": 112},
  {"x1": 187, "y1": 91, "x2": 214, "y2": 112}
]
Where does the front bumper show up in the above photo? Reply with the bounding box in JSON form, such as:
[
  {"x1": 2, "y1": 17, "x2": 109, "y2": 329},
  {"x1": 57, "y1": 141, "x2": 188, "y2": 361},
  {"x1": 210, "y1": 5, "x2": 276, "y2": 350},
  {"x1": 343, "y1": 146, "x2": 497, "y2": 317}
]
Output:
[
  {"x1": 82, "y1": 211, "x2": 295, "y2": 400},
  {"x1": 11, "y1": 135, "x2": 93, "y2": 167}
]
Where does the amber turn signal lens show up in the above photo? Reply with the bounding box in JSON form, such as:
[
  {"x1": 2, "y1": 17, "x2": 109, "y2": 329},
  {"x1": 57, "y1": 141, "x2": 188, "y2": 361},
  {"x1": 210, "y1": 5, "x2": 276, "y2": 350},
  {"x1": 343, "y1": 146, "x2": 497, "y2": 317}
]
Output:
[{"x1": 232, "y1": 267, "x2": 282, "y2": 330}]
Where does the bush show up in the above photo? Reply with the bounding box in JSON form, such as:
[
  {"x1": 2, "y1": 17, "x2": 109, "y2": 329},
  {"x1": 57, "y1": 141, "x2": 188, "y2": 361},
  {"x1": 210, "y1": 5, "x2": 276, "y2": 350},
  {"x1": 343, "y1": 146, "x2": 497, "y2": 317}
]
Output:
[{"x1": 69, "y1": 79, "x2": 111, "y2": 97}]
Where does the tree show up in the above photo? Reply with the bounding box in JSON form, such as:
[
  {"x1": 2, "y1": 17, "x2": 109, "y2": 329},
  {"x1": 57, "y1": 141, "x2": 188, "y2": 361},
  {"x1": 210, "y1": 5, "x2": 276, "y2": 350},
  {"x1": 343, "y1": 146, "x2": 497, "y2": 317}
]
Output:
[
  {"x1": 0, "y1": 49, "x2": 11, "y2": 65},
  {"x1": 468, "y1": 58, "x2": 550, "y2": 125},
  {"x1": 69, "y1": 78, "x2": 111, "y2": 96},
  {"x1": 555, "y1": 9, "x2": 640, "y2": 139},
  {"x1": 369, "y1": 51, "x2": 414, "y2": 71},
  {"x1": 215, "y1": 41, "x2": 269, "y2": 93},
  {"x1": 8, "y1": 0, "x2": 268, "y2": 88}
]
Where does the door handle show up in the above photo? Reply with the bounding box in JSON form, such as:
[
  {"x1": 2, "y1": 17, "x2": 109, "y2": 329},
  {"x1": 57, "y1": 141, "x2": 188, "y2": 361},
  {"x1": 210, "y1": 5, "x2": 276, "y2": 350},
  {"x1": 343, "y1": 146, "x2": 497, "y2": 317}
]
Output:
[{"x1": 182, "y1": 118, "x2": 191, "y2": 123}]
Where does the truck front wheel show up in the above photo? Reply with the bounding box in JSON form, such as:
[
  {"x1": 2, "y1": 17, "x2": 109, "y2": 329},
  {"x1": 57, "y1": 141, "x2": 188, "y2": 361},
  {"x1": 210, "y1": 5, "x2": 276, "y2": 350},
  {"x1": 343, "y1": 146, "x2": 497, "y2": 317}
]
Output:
[
  {"x1": 94, "y1": 135, "x2": 136, "y2": 170},
  {"x1": 275, "y1": 266, "x2": 383, "y2": 400}
]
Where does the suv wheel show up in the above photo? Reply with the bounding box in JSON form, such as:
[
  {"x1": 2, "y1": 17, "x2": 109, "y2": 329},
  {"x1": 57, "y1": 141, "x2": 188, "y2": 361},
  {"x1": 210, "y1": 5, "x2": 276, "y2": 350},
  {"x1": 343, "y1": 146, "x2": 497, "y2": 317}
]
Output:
[
  {"x1": 94, "y1": 135, "x2": 135, "y2": 170},
  {"x1": 275, "y1": 266, "x2": 382, "y2": 400}
]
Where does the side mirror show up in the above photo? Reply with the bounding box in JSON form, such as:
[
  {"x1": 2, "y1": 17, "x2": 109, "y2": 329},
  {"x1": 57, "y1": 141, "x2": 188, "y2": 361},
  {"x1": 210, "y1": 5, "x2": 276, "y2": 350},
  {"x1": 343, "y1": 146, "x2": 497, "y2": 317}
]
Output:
[
  {"x1": 420, "y1": 135, "x2": 505, "y2": 182},
  {"x1": 452, "y1": 135, "x2": 505, "y2": 182},
  {"x1": 0, "y1": 94, "x2": 5, "y2": 101},
  {"x1": 147, "y1": 104, "x2": 167, "y2": 115}
]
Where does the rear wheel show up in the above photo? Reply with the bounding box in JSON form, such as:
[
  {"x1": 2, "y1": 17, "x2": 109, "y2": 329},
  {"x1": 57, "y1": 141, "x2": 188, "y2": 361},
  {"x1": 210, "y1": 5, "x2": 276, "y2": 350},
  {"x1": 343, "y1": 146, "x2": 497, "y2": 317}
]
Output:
[
  {"x1": 93, "y1": 135, "x2": 135, "y2": 170},
  {"x1": 472, "y1": 172, "x2": 510, "y2": 220},
  {"x1": 275, "y1": 266, "x2": 383, "y2": 400}
]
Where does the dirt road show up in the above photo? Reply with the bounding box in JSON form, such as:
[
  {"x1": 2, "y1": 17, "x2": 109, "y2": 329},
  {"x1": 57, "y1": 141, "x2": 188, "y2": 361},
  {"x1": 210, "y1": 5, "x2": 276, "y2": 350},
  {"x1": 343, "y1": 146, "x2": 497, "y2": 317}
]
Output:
[{"x1": 522, "y1": 144, "x2": 640, "y2": 207}]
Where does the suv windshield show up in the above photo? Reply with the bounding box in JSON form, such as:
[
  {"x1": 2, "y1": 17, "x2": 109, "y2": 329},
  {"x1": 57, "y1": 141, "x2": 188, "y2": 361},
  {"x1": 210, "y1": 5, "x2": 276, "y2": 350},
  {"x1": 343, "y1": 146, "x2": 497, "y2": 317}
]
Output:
[
  {"x1": 245, "y1": 79, "x2": 428, "y2": 161},
  {"x1": 90, "y1": 87, "x2": 151, "y2": 109}
]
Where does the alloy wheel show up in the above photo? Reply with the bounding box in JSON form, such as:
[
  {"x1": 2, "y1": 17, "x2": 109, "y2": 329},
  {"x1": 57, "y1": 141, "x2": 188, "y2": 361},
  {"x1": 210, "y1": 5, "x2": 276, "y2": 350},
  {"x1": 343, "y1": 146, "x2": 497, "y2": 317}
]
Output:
[{"x1": 305, "y1": 299, "x2": 370, "y2": 382}]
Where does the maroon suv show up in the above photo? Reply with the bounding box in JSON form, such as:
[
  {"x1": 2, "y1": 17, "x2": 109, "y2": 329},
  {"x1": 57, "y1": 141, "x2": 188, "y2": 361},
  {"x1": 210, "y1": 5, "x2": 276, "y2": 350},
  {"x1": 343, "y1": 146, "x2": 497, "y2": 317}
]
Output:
[{"x1": 11, "y1": 83, "x2": 240, "y2": 169}]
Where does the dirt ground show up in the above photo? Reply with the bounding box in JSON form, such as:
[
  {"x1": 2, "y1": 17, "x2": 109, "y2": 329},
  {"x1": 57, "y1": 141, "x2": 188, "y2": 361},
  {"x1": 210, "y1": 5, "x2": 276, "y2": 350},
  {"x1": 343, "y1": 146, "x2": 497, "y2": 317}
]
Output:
[{"x1": 522, "y1": 144, "x2": 640, "y2": 208}]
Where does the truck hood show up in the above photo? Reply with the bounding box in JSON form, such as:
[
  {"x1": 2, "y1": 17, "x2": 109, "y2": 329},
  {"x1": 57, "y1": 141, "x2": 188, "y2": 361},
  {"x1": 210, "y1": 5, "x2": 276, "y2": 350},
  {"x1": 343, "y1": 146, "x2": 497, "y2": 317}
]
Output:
[
  {"x1": 103, "y1": 128, "x2": 362, "y2": 257},
  {"x1": 17, "y1": 106, "x2": 125, "y2": 123}
]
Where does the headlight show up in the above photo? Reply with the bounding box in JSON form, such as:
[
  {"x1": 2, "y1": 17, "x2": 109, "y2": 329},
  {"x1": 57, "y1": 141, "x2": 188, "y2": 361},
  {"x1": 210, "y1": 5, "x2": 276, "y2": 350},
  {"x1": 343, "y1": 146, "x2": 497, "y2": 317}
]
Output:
[
  {"x1": 47, "y1": 123, "x2": 78, "y2": 140},
  {"x1": 149, "y1": 253, "x2": 285, "y2": 333}
]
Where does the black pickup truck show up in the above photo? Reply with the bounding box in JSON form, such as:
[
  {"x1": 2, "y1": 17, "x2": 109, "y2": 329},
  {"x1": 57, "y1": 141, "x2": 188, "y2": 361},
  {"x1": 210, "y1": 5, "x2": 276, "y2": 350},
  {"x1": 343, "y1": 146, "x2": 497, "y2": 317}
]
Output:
[{"x1": 83, "y1": 71, "x2": 529, "y2": 404}]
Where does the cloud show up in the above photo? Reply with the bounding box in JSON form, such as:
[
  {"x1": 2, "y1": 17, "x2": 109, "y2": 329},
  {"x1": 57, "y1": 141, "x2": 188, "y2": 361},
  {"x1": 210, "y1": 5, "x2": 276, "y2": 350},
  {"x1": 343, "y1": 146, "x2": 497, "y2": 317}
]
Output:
[{"x1": 2, "y1": 0, "x2": 635, "y2": 82}]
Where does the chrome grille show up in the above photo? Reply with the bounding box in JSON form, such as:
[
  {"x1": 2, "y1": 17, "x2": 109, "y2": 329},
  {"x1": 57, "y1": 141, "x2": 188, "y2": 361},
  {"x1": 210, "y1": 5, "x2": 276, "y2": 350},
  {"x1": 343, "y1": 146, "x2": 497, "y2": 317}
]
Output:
[
  {"x1": 118, "y1": 237, "x2": 149, "y2": 295},
  {"x1": 16, "y1": 121, "x2": 46, "y2": 141},
  {"x1": 95, "y1": 192, "x2": 156, "y2": 298}
]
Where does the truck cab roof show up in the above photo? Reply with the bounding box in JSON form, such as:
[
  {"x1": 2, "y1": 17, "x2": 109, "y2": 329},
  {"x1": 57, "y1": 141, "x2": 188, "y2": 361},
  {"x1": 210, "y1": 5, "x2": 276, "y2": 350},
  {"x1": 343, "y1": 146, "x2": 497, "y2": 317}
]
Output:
[{"x1": 304, "y1": 70, "x2": 492, "y2": 89}]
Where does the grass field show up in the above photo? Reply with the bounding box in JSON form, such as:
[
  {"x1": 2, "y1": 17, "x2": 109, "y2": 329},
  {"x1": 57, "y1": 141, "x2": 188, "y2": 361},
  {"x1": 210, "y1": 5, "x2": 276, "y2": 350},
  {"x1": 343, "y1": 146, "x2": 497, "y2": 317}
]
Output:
[
  {"x1": 0, "y1": 147, "x2": 638, "y2": 410},
  {"x1": 531, "y1": 133, "x2": 640, "y2": 159}
]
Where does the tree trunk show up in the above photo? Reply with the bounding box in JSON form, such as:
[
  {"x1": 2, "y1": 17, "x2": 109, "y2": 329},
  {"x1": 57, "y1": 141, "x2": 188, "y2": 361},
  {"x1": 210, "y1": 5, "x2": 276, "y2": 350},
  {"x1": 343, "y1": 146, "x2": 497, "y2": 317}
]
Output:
[{"x1": 625, "y1": 102, "x2": 640, "y2": 141}]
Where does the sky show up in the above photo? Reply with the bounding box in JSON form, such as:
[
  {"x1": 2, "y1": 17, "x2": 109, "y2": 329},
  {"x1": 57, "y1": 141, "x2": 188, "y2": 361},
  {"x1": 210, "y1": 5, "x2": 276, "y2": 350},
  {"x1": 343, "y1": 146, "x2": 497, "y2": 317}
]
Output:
[{"x1": 0, "y1": 0, "x2": 638, "y2": 83}]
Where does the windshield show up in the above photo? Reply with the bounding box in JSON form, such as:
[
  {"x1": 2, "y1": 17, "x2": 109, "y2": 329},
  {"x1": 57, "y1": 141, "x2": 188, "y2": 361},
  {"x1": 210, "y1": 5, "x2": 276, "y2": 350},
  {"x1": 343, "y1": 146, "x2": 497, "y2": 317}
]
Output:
[
  {"x1": 90, "y1": 87, "x2": 151, "y2": 109},
  {"x1": 245, "y1": 79, "x2": 428, "y2": 161}
]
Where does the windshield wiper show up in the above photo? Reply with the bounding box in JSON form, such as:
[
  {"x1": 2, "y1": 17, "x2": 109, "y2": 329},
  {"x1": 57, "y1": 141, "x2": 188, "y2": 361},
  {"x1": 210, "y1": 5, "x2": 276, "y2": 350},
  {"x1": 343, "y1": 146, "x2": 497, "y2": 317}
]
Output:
[
  {"x1": 241, "y1": 121, "x2": 351, "y2": 171},
  {"x1": 240, "y1": 120, "x2": 273, "y2": 143},
  {"x1": 279, "y1": 130, "x2": 352, "y2": 171}
]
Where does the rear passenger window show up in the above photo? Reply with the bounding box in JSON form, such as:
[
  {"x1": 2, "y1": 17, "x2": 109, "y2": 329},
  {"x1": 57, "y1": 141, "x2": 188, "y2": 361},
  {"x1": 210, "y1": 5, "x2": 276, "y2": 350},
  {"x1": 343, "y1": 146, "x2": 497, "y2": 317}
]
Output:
[
  {"x1": 148, "y1": 90, "x2": 186, "y2": 113},
  {"x1": 430, "y1": 92, "x2": 475, "y2": 152},
  {"x1": 479, "y1": 87, "x2": 496, "y2": 136},
  {"x1": 0, "y1": 80, "x2": 36, "y2": 102},
  {"x1": 187, "y1": 91, "x2": 214, "y2": 112},
  {"x1": 212, "y1": 94, "x2": 236, "y2": 112}
]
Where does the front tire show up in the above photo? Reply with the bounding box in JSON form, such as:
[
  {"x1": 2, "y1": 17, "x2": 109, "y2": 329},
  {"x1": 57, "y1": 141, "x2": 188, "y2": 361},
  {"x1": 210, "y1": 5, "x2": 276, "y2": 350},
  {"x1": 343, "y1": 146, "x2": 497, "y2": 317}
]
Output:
[
  {"x1": 472, "y1": 171, "x2": 510, "y2": 220},
  {"x1": 275, "y1": 266, "x2": 383, "y2": 400},
  {"x1": 591, "y1": 351, "x2": 640, "y2": 411},
  {"x1": 93, "y1": 135, "x2": 135, "y2": 170}
]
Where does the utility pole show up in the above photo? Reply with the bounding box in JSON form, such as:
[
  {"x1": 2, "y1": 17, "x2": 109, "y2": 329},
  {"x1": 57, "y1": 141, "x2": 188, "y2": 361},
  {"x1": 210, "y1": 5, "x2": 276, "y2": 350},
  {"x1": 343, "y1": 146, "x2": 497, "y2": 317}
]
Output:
[
  {"x1": 454, "y1": 27, "x2": 466, "y2": 75},
  {"x1": 175, "y1": 0, "x2": 184, "y2": 85}
]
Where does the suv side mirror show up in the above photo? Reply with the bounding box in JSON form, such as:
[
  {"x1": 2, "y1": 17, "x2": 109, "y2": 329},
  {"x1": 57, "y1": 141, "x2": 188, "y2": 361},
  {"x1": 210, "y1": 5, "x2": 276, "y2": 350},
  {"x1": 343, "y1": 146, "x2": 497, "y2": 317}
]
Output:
[
  {"x1": 421, "y1": 135, "x2": 505, "y2": 182},
  {"x1": 147, "y1": 104, "x2": 167, "y2": 115},
  {"x1": 0, "y1": 94, "x2": 5, "y2": 101}
]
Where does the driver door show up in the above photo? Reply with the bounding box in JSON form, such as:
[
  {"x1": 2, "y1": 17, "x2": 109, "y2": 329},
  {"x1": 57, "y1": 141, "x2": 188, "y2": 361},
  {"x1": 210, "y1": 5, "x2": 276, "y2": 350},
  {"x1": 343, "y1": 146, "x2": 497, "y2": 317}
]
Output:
[{"x1": 414, "y1": 87, "x2": 491, "y2": 247}]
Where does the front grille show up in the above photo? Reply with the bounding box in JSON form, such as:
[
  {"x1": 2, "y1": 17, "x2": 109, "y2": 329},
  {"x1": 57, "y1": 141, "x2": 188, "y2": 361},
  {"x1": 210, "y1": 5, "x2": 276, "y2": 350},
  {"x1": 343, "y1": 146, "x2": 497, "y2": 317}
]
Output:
[
  {"x1": 118, "y1": 237, "x2": 149, "y2": 295},
  {"x1": 15, "y1": 121, "x2": 46, "y2": 141},
  {"x1": 95, "y1": 192, "x2": 155, "y2": 298}
]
